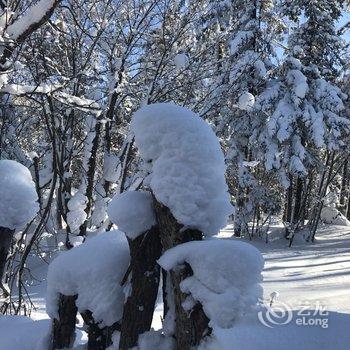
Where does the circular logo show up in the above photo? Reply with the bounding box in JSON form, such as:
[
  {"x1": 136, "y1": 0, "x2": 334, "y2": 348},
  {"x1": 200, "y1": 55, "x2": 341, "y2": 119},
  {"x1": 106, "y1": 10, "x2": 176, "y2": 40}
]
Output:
[{"x1": 258, "y1": 300, "x2": 293, "y2": 328}]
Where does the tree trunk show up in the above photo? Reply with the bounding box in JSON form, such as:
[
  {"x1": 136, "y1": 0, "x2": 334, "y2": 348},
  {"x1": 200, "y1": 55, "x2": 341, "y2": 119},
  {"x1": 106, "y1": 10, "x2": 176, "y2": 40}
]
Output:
[
  {"x1": 234, "y1": 186, "x2": 244, "y2": 237},
  {"x1": 51, "y1": 294, "x2": 78, "y2": 349},
  {"x1": 293, "y1": 177, "x2": 304, "y2": 224},
  {"x1": 119, "y1": 226, "x2": 162, "y2": 350},
  {"x1": 153, "y1": 199, "x2": 210, "y2": 350},
  {"x1": 0, "y1": 227, "x2": 14, "y2": 285},
  {"x1": 340, "y1": 160, "x2": 349, "y2": 215},
  {"x1": 284, "y1": 175, "x2": 293, "y2": 238}
]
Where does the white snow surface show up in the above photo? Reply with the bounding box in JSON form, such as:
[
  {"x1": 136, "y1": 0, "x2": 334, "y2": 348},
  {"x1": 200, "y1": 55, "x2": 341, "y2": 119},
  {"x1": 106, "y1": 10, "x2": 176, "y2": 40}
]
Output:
[
  {"x1": 0, "y1": 159, "x2": 38, "y2": 229},
  {"x1": 131, "y1": 103, "x2": 233, "y2": 236},
  {"x1": 46, "y1": 230, "x2": 130, "y2": 326},
  {"x1": 158, "y1": 239, "x2": 264, "y2": 328},
  {"x1": 108, "y1": 190, "x2": 156, "y2": 239},
  {"x1": 0, "y1": 316, "x2": 50, "y2": 350}
]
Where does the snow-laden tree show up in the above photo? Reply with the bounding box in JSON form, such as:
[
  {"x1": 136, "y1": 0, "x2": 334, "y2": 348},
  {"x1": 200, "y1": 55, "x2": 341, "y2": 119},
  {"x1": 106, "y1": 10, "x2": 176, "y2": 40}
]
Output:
[
  {"x1": 215, "y1": 0, "x2": 283, "y2": 236},
  {"x1": 260, "y1": 0, "x2": 350, "y2": 241}
]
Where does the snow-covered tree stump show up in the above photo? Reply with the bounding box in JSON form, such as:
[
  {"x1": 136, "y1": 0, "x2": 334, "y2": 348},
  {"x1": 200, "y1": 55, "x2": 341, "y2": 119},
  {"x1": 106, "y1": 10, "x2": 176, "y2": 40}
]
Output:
[
  {"x1": 47, "y1": 231, "x2": 130, "y2": 350},
  {"x1": 129, "y1": 103, "x2": 233, "y2": 348},
  {"x1": 52, "y1": 294, "x2": 78, "y2": 349},
  {"x1": 153, "y1": 199, "x2": 210, "y2": 349},
  {"x1": 119, "y1": 226, "x2": 162, "y2": 350},
  {"x1": 108, "y1": 190, "x2": 162, "y2": 349}
]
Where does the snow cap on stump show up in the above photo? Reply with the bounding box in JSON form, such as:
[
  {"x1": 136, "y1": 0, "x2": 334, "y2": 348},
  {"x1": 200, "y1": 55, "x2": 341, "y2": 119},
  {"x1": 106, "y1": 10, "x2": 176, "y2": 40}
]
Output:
[
  {"x1": 130, "y1": 103, "x2": 233, "y2": 236},
  {"x1": 47, "y1": 230, "x2": 130, "y2": 326},
  {"x1": 158, "y1": 239, "x2": 264, "y2": 328},
  {"x1": 108, "y1": 190, "x2": 156, "y2": 239},
  {"x1": 0, "y1": 159, "x2": 38, "y2": 229}
]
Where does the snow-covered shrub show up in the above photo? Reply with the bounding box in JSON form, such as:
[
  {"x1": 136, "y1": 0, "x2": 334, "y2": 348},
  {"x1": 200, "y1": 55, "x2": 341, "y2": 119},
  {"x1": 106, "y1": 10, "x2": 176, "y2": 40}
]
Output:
[
  {"x1": 0, "y1": 159, "x2": 38, "y2": 229},
  {"x1": 107, "y1": 190, "x2": 156, "y2": 239},
  {"x1": 131, "y1": 103, "x2": 233, "y2": 235},
  {"x1": 46, "y1": 231, "x2": 130, "y2": 326},
  {"x1": 321, "y1": 206, "x2": 350, "y2": 226},
  {"x1": 158, "y1": 239, "x2": 264, "y2": 328}
]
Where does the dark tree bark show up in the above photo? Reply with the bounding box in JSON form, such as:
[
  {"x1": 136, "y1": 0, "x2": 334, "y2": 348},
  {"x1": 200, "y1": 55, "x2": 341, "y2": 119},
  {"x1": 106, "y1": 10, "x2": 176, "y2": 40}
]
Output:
[
  {"x1": 340, "y1": 160, "x2": 349, "y2": 215},
  {"x1": 284, "y1": 175, "x2": 293, "y2": 238},
  {"x1": 153, "y1": 199, "x2": 211, "y2": 350},
  {"x1": 79, "y1": 121, "x2": 102, "y2": 237},
  {"x1": 0, "y1": 227, "x2": 14, "y2": 290},
  {"x1": 119, "y1": 225, "x2": 162, "y2": 350},
  {"x1": 81, "y1": 310, "x2": 120, "y2": 350},
  {"x1": 51, "y1": 294, "x2": 78, "y2": 349},
  {"x1": 293, "y1": 177, "x2": 304, "y2": 224}
]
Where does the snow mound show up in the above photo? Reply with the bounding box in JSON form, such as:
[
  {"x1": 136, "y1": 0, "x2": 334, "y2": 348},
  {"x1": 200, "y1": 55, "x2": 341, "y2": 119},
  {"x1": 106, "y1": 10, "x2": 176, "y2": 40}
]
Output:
[
  {"x1": 0, "y1": 316, "x2": 50, "y2": 350},
  {"x1": 131, "y1": 103, "x2": 233, "y2": 236},
  {"x1": 158, "y1": 239, "x2": 264, "y2": 328},
  {"x1": 46, "y1": 230, "x2": 130, "y2": 326},
  {"x1": 108, "y1": 190, "x2": 156, "y2": 239},
  {"x1": 321, "y1": 206, "x2": 350, "y2": 226},
  {"x1": 0, "y1": 159, "x2": 38, "y2": 229}
]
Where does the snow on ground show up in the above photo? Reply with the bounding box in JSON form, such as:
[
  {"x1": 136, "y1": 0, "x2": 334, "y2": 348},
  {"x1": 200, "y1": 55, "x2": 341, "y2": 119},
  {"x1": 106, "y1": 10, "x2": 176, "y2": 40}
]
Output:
[
  {"x1": 0, "y1": 316, "x2": 50, "y2": 350},
  {"x1": 220, "y1": 222, "x2": 350, "y2": 313},
  {"x1": 1, "y1": 223, "x2": 350, "y2": 349}
]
